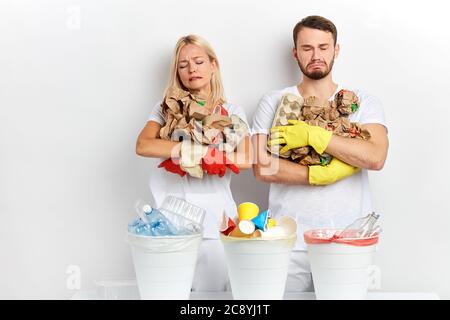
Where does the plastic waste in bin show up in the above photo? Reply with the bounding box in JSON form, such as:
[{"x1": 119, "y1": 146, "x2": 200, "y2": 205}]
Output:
[
  {"x1": 304, "y1": 227, "x2": 380, "y2": 300},
  {"x1": 220, "y1": 211, "x2": 297, "y2": 300},
  {"x1": 126, "y1": 196, "x2": 205, "y2": 300},
  {"x1": 127, "y1": 232, "x2": 202, "y2": 299},
  {"x1": 221, "y1": 234, "x2": 296, "y2": 300}
]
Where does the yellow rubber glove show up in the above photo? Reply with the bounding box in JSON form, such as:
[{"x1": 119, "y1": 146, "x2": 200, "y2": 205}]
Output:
[
  {"x1": 309, "y1": 158, "x2": 360, "y2": 185},
  {"x1": 269, "y1": 120, "x2": 332, "y2": 154}
]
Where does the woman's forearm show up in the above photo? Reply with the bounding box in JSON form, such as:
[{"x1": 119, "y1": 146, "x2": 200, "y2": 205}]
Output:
[
  {"x1": 136, "y1": 138, "x2": 181, "y2": 159},
  {"x1": 229, "y1": 136, "x2": 253, "y2": 170}
]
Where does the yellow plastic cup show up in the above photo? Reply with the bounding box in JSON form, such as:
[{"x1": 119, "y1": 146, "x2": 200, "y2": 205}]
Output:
[{"x1": 237, "y1": 202, "x2": 259, "y2": 221}]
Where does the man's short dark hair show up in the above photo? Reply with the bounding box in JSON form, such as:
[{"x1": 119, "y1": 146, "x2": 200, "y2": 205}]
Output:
[{"x1": 293, "y1": 15, "x2": 337, "y2": 47}]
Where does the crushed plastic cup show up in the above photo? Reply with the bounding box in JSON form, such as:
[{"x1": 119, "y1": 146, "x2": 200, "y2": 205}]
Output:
[
  {"x1": 220, "y1": 233, "x2": 296, "y2": 300},
  {"x1": 304, "y1": 229, "x2": 380, "y2": 300},
  {"x1": 267, "y1": 218, "x2": 277, "y2": 228},
  {"x1": 278, "y1": 216, "x2": 296, "y2": 236},
  {"x1": 251, "y1": 210, "x2": 269, "y2": 231},
  {"x1": 237, "y1": 202, "x2": 259, "y2": 221},
  {"x1": 238, "y1": 220, "x2": 256, "y2": 234},
  {"x1": 220, "y1": 212, "x2": 237, "y2": 236},
  {"x1": 126, "y1": 232, "x2": 202, "y2": 299},
  {"x1": 228, "y1": 225, "x2": 254, "y2": 238}
]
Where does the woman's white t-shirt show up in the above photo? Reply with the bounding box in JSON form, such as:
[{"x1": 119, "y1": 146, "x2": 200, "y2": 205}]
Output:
[
  {"x1": 147, "y1": 101, "x2": 249, "y2": 239},
  {"x1": 251, "y1": 85, "x2": 387, "y2": 250}
]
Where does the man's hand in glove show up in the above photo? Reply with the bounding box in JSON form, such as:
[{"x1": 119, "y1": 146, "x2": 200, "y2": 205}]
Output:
[
  {"x1": 269, "y1": 120, "x2": 332, "y2": 154},
  {"x1": 309, "y1": 157, "x2": 360, "y2": 185},
  {"x1": 201, "y1": 147, "x2": 240, "y2": 177}
]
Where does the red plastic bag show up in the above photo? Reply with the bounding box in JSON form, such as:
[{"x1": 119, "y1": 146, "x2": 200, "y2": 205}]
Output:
[{"x1": 304, "y1": 229, "x2": 379, "y2": 246}]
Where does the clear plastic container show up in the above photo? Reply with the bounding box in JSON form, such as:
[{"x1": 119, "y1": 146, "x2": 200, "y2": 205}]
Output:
[{"x1": 160, "y1": 195, "x2": 206, "y2": 226}]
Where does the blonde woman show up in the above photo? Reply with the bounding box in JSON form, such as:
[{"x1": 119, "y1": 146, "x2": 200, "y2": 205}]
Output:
[{"x1": 136, "y1": 35, "x2": 252, "y2": 291}]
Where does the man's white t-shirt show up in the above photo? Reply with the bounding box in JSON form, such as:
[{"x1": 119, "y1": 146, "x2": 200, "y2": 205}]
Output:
[
  {"x1": 147, "y1": 101, "x2": 249, "y2": 239},
  {"x1": 252, "y1": 85, "x2": 387, "y2": 250}
]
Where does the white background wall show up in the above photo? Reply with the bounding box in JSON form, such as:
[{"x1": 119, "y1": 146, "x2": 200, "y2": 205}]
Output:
[{"x1": 1, "y1": 0, "x2": 449, "y2": 299}]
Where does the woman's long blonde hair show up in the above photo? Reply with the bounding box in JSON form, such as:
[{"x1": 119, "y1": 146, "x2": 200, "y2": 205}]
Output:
[{"x1": 164, "y1": 34, "x2": 226, "y2": 108}]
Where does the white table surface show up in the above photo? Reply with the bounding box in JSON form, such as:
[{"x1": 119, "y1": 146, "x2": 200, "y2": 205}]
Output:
[{"x1": 71, "y1": 285, "x2": 439, "y2": 300}]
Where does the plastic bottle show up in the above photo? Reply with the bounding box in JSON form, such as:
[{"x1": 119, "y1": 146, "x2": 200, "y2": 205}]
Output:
[
  {"x1": 127, "y1": 217, "x2": 142, "y2": 234},
  {"x1": 359, "y1": 212, "x2": 380, "y2": 237},
  {"x1": 128, "y1": 203, "x2": 179, "y2": 236},
  {"x1": 143, "y1": 205, "x2": 179, "y2": 236},
  {"x1": 338, "y1": 212, "x2": 380, "y2": 238}
]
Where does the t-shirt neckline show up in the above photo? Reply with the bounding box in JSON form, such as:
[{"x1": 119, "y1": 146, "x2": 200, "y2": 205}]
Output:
[{"x1": 292, "y1": 84, "x2": 342, "y2": 101}]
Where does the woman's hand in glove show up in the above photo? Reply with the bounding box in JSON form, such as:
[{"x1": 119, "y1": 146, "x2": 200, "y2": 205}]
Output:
[
  {"x1": 201, "y1": 147, "x2": 240, "y2": 177},
  {"x1": 158, "y1": 158, "x2": 186, "y2": 177}
]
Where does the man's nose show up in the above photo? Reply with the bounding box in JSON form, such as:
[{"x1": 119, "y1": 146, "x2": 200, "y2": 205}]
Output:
[{"x1": 311, "y1": 48, "x2": 322, "y2": 61}]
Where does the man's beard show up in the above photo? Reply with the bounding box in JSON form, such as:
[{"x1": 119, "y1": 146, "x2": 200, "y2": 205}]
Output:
[{"x1": 299, "y1": 57, "x2": 335, "y2": 80}]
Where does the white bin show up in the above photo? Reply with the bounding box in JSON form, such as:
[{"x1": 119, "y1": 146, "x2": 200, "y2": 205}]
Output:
[
  {"x1": 126, "y1": 232, "x2": 202, "y2": 300},
  {"x1": 307, "y1": 241, "x2": 378, "y2": 300},
  {"x1": 220, "y1": 234, "x2": 296, "y2": 300}
]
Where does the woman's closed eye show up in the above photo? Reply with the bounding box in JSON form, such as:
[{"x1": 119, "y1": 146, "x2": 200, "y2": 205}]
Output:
[{"x1": 178, "y1": 61, "x2": 203, "y2": 69}]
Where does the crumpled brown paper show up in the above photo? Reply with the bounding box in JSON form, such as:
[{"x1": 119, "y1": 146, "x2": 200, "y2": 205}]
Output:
[
  {"x1": 268, "y1": 89, "x2": 371, "y2": 166},
  {"x1": 158, "y1": 87, "x2": 249, "y2": 175}
]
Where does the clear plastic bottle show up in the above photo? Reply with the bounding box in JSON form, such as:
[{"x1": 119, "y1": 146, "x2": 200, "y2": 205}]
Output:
[
  {"x1": 128, "y1": 203, "x2": 179, "y2": 236},
  {"x1": 360, "y1": 212, "x2": 380, "y2": 237},
  {"x1": 127, "y1": 217, "x2": 143, "y2": 234},
  {"x1": 338, "y1": 212, "x2": 380, "y2": 238},
  {"x1": 143, "y1": 205, "x2": 179, "y2": 236}
]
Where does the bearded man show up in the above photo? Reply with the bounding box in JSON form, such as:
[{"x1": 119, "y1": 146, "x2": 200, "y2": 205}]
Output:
[{"x1": 251, "y1": 15, "x2": 389, "y2": 291}]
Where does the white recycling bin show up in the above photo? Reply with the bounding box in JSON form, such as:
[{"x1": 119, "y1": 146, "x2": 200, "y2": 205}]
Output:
[
  {"x1": 220, "y1": 234, "x2": 296, "y2": 300},
  {"x1": 304, "y1": 229, "x2": 380, "y2": 300},
  {"x1": 127, "y1": 232, "x2": 202, "y2": 300}
]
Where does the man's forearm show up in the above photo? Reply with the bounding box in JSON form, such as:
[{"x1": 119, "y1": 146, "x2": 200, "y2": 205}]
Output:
[
  {"x1": 325, "y1": 136, "x2": 378, "y2": 169},
  {"x1": 252, "y1": 135, "x2": 309, "y2": 185},
  {"x1": 324, "y1": 124, "x2": 388, "y2": 170},
  {"x1": 254, "y1": 155, "x2": 310, "y2": 185}
]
